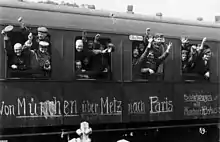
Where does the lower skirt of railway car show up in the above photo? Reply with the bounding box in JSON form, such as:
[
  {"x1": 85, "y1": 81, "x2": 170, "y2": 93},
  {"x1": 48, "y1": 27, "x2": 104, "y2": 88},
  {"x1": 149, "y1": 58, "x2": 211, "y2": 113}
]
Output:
[{"x1": 0, "y1": 124, "x2": 219, "y2": 142}]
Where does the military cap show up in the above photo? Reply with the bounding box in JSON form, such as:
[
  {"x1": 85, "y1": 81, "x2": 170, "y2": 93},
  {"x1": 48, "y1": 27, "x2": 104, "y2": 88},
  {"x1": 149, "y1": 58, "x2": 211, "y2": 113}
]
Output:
[
  {"x1": 37, "y1": 27, "x2": 48, "y2": 33},
  {"x1": 203, "y1": 48, "x2": 211, "y2": 54},
  {"x1": 155, "y1": 33, "x2": 163, "y2": 36},
  {"x1": 4, "y1": 25, "x2": 14, "y2": 32},
  {"x1": 108, "y1": 43, "x2": 114, "y2": 47},
  {"x1": 39, "y1": 41, "x2": 49, "y2": 47},
  {"x1": 154, "y1": 33, "x2": 164, "y2": 38},
  {"x1": 14, "y1": 43, "x2": 22, "y2": 49},
  {"x1": 182, "y1": 49, "x2": 188, "y2": 54}
]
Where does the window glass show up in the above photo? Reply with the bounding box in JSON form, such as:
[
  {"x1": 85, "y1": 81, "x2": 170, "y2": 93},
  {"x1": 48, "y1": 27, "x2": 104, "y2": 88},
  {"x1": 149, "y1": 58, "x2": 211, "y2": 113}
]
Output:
[
  {"x1": 74, "y1": 33, "x2": 114, "y2": 80},
  {"x1": 180, "y1": 37, "x2": 211, "y2": 80},
  {"x1": 2, "y1": 25, "x2": 52, "y2": 79},
  {"x1": 132, "y1": 33, "x2": 172, "y2": 81}
]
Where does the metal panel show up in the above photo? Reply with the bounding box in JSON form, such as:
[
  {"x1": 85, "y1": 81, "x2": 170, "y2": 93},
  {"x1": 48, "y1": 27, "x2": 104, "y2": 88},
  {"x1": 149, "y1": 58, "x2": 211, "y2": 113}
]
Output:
[
  {"x1": 1, "y1": 6, "x2": 220, "y2": 41},
  {"x1": 0, "y1": 81, "x2": 63, "y2": 128},
  {"x1": 123, "y1": 82, "x2": 174, "y2": 122},
  {"x1": 63, "y1": 81, "x2": 123, "y2": 125},
  {"x1": 174, "y1": 83, "x2": 219, "y2": 120}
]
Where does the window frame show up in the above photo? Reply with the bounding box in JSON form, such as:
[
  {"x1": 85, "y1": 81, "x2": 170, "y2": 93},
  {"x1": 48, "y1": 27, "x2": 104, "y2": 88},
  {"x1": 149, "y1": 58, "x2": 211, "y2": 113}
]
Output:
[
  {"x1": 3, "y1": 28, "x2": 52, "y2": 80},
  {"x1": 131, "y1": 40, "x2": 165, "y2": 82},
  {"x1": 74, "y1": 35, "x2": 113, "y2": 81},
  {"x1": 180, "y1": 39, "x2": 212, "y2": 82}
]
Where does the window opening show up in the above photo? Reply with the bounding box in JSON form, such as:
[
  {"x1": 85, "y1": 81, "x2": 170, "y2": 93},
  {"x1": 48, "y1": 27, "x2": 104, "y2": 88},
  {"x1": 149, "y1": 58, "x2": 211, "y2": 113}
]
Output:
[
  {"x1": 74, "y1": 32, "x2": 115, "y2": 80},
  {"x1": 131, "y1": 32, "x2": 172, "y2": 81},
  {"x1": 181, "y1": 37, "x2": 210, "y2": 81},
  {"x1": 1, "y1": 24, "x2": 52, "y2": 79}
]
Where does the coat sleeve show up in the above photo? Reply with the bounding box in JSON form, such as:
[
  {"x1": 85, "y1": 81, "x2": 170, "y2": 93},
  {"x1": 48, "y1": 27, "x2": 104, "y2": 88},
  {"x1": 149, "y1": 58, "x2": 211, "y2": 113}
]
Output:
[{"x1": 29, "y1": 50, "x2": 40, "y2": 70}]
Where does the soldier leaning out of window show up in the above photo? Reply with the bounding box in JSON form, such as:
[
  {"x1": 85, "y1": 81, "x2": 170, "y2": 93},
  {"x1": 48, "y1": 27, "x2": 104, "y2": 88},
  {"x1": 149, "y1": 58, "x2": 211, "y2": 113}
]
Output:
[
  {"x1": 24, "y1": 35, "x2": 52, "y2": 73},
  {"x1": 21, "y1": 26, "x2": 51, "y2": 54},
  {"x1": 75, "y1": 33, "x2": 115, "y2": 79},
  {"x1": 133, "y1": 34, "x2": 172, "y2": 79},
  {"x1": 75, "y1": 60, "x2": 89, "y2": 79},
  {"x1": 140, "y1": 40, "x2": 172, "y2": 76},
  {"x1": 180, "y1": 37, "x2": 210, "y2": 79},
  {"x1": 188, "y1": 38, "x2": 211, "y2": 79},
  {"x1": 2, "y1": 25, "x2": 37, "y2": 77}
]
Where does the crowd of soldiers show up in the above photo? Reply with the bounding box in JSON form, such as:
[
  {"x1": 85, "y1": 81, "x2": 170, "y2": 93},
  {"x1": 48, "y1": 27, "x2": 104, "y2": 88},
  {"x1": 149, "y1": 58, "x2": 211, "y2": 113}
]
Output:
[
  {"x1": 132, "y1": 28, "x2": 172, "y2": 79},
  {"x1": 132, "y1": 28, "x2": 211, "y2": 80},
  {"x1": 1, "y1": 24, "x2": 51, "y2": 78},
  {"x1": 181, "y1": 37, "x2": 211, "y2": 79},
  {"x1": 1, "y1": 21, "x2": 211, "y2": 80},
  {"x1": 75, "y1": 32, "x2": 115, "y2": 79}
]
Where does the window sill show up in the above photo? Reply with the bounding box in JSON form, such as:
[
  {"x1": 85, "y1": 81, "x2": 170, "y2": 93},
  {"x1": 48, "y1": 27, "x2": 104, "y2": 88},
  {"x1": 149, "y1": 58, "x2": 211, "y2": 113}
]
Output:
[
  {"x1": 182, "y1": 73, "x2": 209, "y2": 82},
  {"x1": 132, "y1": 73, "x2": 164, "y2": 82}
]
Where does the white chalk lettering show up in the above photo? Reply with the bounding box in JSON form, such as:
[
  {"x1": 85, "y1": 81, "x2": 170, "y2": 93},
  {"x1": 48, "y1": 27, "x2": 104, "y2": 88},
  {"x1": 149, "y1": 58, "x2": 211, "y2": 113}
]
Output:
[
  {"x1": 28, "y1": 98, "x2": 35, "y2": 116},
  {"x1": 183, "y1": 90, "x2": 219, "y2": 117},
  {"x1": 0, "y1": 101, "x2": 15, "y2": 116},
  {"x1": 184, "y1": 93, "x2": 213, "y2": 103},
  {"x1": 149, "y1": 96, "x2": 173, "y2": 114},
  {"x1": 128, "y1": 101, "x2": 145, "y2": 114},
  {"x1": 100, "y1": 97, "x2": 122, "y2": 115},
  {"x1": 81, "y1": 100, "x2": 99, "y2": 114},
  {"x1": 0, "y1": 101, "x2": 4, "y2": 115},
  {"x1": 1, "y1": 96, "x2": 124, "y2": 119},
  {"x1": 184, "y1": 106, "x2": 220, "y2": 116},
  {"x1": 64, "y1": 100, "x2": 69, "y2": 115},
  {"x1": 17, "y1": 98, "x2": 26, "y2": 115},
  {"x1": 70, "y1": 100, "x2": 77, "y2": 114}
]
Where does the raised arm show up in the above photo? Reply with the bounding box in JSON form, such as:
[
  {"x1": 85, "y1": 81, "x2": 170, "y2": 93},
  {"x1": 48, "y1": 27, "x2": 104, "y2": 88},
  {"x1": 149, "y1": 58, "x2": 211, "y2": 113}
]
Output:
[
  {"x1": 137, "y1": 37, "x2": 154, "y2": 64},
  {"x1": 197, "y1": 37, "x2": 206, "y2": 52},
  {"x1": 158, "y1": 42, "x2": 172, "y2": 62}
]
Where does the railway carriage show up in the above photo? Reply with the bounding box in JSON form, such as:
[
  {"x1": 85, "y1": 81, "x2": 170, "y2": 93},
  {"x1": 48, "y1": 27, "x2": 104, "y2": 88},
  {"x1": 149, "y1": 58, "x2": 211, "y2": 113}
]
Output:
[{"x1": 0, "y1": 0, "x2": 219, "y2": 142}]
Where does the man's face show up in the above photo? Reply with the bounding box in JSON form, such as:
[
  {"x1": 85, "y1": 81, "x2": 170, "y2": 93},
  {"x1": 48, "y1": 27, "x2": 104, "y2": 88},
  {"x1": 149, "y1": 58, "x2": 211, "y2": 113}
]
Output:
[
  {"x1": 191, "y1": 45, "x2": 197, "y2": 54},
  {"x1": 14, "y1": 45, "x2": 22, "y2": 56},
  {"x1": 154, "y1": 35, "x2": 164, "y2": 44},
  {"x1": 38, "y1": 32, "x2": 47, "y2": 40},
  {"x1": 88, "y1": 40, "x2": 93, "y2": 50},
  {"x1": 76, "y1": 61, "x2": 82, "y2": 70},
  {"x1": 83, "y1": 58, "x2": 89, "y2": 65},
  {"x1": 182, "y1": 52, "x2": 187, "y2": 61},
  {"x1": 76, "y1": 40, "x2": 83, "y2": 52},
  {"x1": 39, "y1": 46, "x2": 48, "y2": 53},
  {"x1": 203, "y1": 51, "x2": 211, "y2": 61},
  {"x1": 133, "y1": 48, "x2": 139, "y2": 58},
  {"x1": 147, "y1": 51, "x2": 155, "y2": 59},
  {"x1": 139, "y1": 43, "x2": 145, "y2": 52}
]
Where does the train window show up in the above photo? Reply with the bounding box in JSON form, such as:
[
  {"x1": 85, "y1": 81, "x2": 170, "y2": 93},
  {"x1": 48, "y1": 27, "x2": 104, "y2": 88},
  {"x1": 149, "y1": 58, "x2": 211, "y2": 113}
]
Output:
[
  {"x1": 181, "y1": 37, "x2": 211, "y2": 81},
  {"x1": 74, "y1": 35, "x2": 114, "y2": 80},
  {"x1": 132, "y1": 34, "x2": 172, "y2": 81},
  {"x1": 2, "y1": 25, "x2": 51, "y2": 79}
]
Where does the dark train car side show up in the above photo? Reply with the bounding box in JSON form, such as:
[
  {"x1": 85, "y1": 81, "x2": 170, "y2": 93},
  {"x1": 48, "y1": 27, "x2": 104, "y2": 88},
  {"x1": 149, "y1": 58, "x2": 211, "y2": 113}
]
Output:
[{"x1": 0, "y1": 0, "x2": 220, "y2": 137}]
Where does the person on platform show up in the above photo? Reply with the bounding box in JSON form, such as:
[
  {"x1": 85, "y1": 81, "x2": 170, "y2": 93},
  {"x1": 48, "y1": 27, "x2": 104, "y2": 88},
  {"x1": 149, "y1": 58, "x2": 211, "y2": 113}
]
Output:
[{"x1": 68, "y1": 121, "x2": 92, "y2": 142}]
